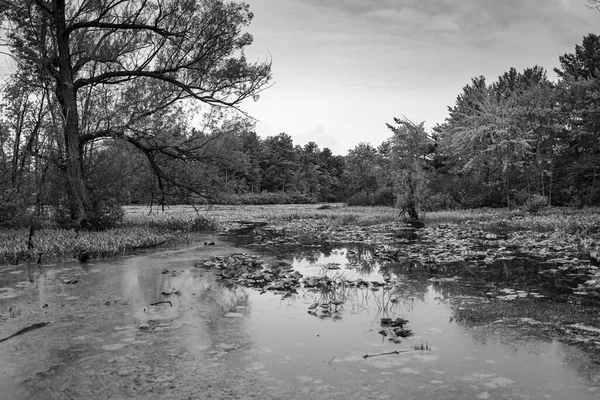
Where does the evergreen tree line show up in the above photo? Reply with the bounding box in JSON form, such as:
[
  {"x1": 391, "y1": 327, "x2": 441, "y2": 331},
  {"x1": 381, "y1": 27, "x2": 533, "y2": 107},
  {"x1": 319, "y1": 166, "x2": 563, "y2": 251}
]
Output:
[{"x1": 347, "y1": 33, "x2": 600, "y2": 211}]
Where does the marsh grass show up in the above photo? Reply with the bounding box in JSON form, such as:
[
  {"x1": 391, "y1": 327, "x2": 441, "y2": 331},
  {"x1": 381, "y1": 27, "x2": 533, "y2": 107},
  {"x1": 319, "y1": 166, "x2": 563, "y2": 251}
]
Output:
[
  {"x1": 123, "y1": 205, "x2": 219, "y2": 231},
  {"x1": 126, "y1": 204, "x2": 397, "y2": 227},
  {"x1": 0, "y1": 205, "x2": 223, "y2": 265},
  {"x1": 208, "y1": 204, "x2": 397, "y2": 226},
  {"x1": 3, "y1": 204, "x2": 600, "y2": 266},
  {"x1": 0, "y1": 227, "x2": 180, "y2": 265},
  {"x1": 426, "y1": 207, "x2": 600, "y2": 235}
]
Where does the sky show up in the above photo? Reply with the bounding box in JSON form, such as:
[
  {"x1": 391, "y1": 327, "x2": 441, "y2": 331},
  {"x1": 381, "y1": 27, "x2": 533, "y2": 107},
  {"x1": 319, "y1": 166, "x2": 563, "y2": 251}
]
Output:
[
  {"x1": 1, "y1": 1, "x2": 599, "y2": 155},
  {"x1": 239, "y1": 0, "x2": 600, "y2": 154}
]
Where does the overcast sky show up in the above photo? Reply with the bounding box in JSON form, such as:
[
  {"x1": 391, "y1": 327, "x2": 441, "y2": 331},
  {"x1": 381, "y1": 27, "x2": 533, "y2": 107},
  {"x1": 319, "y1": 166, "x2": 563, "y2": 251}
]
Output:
[
  {"x1": 240, "y1": 0, "x2": 600, "y2": 154},
  {"x1": 1, "y1": 1, "x2": 598, "y2": 155}
]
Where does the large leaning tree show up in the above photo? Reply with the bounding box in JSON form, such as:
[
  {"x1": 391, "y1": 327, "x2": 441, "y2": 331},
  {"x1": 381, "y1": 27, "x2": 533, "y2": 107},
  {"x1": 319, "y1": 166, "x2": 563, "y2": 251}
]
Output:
[{"x1": 0, "y1": 0, "x2": 271, "y2": 227}]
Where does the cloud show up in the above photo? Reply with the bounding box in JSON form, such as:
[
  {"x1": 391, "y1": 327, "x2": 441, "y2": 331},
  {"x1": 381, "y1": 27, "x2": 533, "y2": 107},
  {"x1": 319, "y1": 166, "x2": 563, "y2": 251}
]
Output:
[
  {"x1": 293, "y1": 0, "x2": 596, "y2": 47},
  {"x1": 245, "y1": 0, "x2": 600, "y2": 154}
]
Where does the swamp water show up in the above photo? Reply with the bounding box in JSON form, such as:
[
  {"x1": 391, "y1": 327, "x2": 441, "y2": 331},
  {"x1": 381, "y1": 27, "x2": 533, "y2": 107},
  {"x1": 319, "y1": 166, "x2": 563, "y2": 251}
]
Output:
[{"x1": 0, "y1": 239, "x2": 598, "y2": 399}]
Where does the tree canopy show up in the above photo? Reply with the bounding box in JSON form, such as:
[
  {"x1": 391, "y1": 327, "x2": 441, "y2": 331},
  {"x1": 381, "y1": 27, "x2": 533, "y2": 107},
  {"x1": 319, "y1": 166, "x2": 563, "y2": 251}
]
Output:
[{"x1": 0, "y1": 0, "x2": 271, "y2": 227}]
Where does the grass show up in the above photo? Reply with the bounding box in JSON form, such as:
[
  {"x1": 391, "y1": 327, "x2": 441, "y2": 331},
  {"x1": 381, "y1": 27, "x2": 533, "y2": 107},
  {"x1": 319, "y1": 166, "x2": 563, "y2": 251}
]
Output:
[
  {"x1": 0, "y1": 227, "x2": 184, "y2": 265},
  {"x1": 0, "y1": 206, "x2": 221, "y2": 266},
  {"x1": 3, "y1": 203, "x2": 600, "y2": 266},
  {"x1": 426, "y1": 207, "x2": 600, "y2": 236},
  {"x1": 123, "y1": 205, "x2": 220, "y2": 232},
  {"x1": 124, "y1": 204, "x2": 398, "y2": 227}
]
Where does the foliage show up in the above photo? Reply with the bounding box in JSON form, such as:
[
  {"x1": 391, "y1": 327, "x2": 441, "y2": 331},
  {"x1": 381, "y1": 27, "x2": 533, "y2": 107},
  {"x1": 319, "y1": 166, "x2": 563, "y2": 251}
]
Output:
[
  {"x1": 4, "y1": 8, "x2": 600, "y2": 213},
  {"x1": 0, "y1": 227, "x2": 179, "y2": 265},
  {"x1": 85, "y1": 202, "x2": 126, "y2": 231},
  {"x1": 213, "y1": 192, "x2": 317, "y2": 205},
  {"x1": 190, "y1": 216, "x2": 220, "y2": 233},
  {"x1": 387, "y1": 117, "x2": 433, "y2": 222},
  {"x1": 523, "y1": 195, "x2": 549, "y2": 214},
  {"x1": 343, "y1": 143, "x2": 379, "y2": 199},
  {"x1": 346, "y1": 188, "x2": 395, "y2": 206},
  {"x1": 0, "y1": 0, "x2": 272, "y2": 226},
  {"x1": 0, "y1": 190, "x2": 30, "y2": 228}
]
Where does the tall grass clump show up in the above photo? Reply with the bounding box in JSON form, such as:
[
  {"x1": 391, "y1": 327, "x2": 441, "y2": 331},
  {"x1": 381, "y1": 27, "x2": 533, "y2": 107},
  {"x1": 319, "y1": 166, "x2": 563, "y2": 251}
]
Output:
[
  {"x1": 0, "y1": 227, "x2": 178, "y2": 265},
  {"x1": 123, "y1": 206, "x2": 219, "y2": 232},
  {"x1": 426, "y1": 207, "x2": 600, "y2": 236},
  {"x1": 268, "y1": 205, "x2": 397, "y2": 226}
]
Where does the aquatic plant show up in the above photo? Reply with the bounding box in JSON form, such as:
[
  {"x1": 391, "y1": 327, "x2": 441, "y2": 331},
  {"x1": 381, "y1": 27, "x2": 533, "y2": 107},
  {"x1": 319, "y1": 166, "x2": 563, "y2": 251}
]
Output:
[{"x1": 0, "y1": 227, "x2": 179, "y2": 265}]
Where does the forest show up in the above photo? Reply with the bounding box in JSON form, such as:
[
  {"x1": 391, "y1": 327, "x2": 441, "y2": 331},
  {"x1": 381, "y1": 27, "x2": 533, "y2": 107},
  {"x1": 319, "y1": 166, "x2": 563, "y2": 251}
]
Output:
[{"x1": 1, "y1": 0, "x2": 600, "y2": 230}]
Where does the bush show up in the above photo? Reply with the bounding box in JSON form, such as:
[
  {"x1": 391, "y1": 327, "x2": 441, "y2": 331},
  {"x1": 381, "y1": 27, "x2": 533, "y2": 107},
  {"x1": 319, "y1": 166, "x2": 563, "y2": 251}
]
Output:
[
  {"x1": 511, "y1": 190, "x2": 530, "y2": 207},
  {"x1": 58, "y1": 200, "x2": 125, "y2": 231},
  {"x1": 372, "y1": 188, "x2": 395, "y2": 206},
  {"x1": 423, "y1": 193, "x2": 459, "y2": 211},
  {"x1": 523, "y1": 194, "x2": 548, "y2": 214},
  {"x1": 0, "y1": 191, "x2": 30, "y2": 228},
  {"x1": 347, "y1": 190, "x2": 394, "y2": 206},
  {"x1": 346, "y1": 192, "x2": 370, "y2": 206},
  {"x1": 213, "y1": 192, "x2": 317, "y2": 205},
  {"x1": 88, "y1": 201, "x2": 125, "y2": 230},
  {"x1": 190, "y1": 216, "x2": 219, "y2": 232}
]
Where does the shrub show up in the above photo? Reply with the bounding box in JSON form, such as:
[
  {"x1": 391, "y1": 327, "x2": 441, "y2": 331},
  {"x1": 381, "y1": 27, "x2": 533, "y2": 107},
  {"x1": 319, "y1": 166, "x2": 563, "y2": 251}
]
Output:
[
  {"x1": 213, "y1": 192, "x2": 317, "y2": 205},
  {"x1": 423, "y1": 193, "x2": 458, "y2": 211},
  {"x1": 190, "y1": 216, "x2": 219, "y2": 232},
  {"x1": 346, "y1": 192, "x2": 370, "y2": 206},
  {"x1": 523, "y1": 194, "x2": 548, "y2": 214},
  {"x1": 372, "y1": 188, "x2": 395, "y2": 206},
  {"x1": 89, "y1": 202, "x2": 125, "y2": 230},
  {"x1": 57, "y1": 200, "x2": 125, "y2": 231},
  {"x1": 0, "y1": 193, "x2": 29, "y2": 228}
]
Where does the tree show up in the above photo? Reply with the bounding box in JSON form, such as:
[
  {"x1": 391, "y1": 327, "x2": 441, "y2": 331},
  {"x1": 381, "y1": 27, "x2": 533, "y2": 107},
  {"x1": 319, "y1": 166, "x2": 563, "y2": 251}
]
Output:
[
  {"x1": 317, "y1": 148, "x2": 345, "y2": 202},
  {"x1": 555, "y1": 33, "x2": 600, "y2": 80},
  {"x1": 0, "y1": 0, "x2": 271, "y2": 227},
  {"x1": 387, "y1": 117, "x2": 432, "y2": 223},
  {"x1": 260, "y1": 133, "x2": 297, "y2": 192},
  {"x1": 239, "y1": 128, "x2": 263, "y2": 193},
  {"x1": 296, "y1": 142, "x2": 321, "y2": 196},
  {"x1": 344, "y1": 142, "x2": 378, "y2": 202},
  {"x1": 554, "y1": 33, "x2": 600, "y2": 205},
  {"x1": 450, "y1": 97, "x2": 531, "y2": 208},
  {"x1": 435, "y1": 68, "x2": 559, "y2": 208},
  {"x1": 434, "y1": 76, "x2": 499, "y2": 206}
]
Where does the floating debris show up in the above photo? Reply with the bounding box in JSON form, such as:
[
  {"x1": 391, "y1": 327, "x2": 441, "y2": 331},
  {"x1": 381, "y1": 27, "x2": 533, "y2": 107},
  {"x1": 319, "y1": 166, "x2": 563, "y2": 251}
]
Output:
[
  {"x1": 161, "y1": 288, "x2": 181, "y2": 296},
  {"x1": 0, "y1": 322, "x2": 51, "y2": 344}
]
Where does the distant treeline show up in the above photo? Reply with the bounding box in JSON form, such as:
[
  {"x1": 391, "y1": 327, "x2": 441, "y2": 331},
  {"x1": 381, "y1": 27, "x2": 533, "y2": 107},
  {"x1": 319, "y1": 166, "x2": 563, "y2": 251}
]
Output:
[{"x1": 3, "y1": 30, "x2": 600, "y2": 228}]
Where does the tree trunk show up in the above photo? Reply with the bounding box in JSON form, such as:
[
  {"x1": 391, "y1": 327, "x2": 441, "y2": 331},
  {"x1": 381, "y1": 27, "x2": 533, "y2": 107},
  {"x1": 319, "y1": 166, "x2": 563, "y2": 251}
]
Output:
[
  {"x1": 505, "y1": 174, "x2": 511, "y2": 209},
  {"x1": 54, "y1": 0, "x2": 93, "y2": 226}
]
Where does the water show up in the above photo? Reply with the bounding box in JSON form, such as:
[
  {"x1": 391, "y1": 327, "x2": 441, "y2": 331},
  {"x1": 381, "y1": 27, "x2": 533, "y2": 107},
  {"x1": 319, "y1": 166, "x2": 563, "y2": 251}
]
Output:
[{"x1": 0, "y1": 241, "x2": 598, "y2": 399}]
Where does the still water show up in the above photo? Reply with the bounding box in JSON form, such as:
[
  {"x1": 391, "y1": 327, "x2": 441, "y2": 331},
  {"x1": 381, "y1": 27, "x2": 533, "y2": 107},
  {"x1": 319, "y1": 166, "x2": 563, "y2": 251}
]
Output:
[{"x1": 0, "y1": 240, "x2": 598, "y2": 399}]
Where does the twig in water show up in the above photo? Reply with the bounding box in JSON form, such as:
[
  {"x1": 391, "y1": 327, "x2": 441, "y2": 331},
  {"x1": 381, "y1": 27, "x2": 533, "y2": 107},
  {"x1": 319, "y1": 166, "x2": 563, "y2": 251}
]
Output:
[
  {"x1": 0, "y1": 322, "x2": 50, "y2": 344},
  {"x1": 150, "y1": 301, "x2": 173, "y2": 307},
  {"x1": 363, "y1": 349, "x2": 414, "y2": 359},
  {"x1": 328, "y1": 356, "x2": 336, "y2": 365}
]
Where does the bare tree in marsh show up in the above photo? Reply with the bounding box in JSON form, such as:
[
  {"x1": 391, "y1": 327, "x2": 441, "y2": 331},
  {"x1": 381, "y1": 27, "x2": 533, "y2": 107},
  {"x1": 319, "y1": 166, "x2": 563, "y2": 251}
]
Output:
[{"x1": 0, "y1": 0, "x2": 271, "y2": 227}]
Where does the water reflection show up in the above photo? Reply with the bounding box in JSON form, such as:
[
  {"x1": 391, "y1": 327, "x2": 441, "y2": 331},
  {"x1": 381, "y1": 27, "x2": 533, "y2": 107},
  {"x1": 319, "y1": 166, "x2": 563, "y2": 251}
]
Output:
[{"x1": 0, "y1": 243, "x2": 598, "y2": 399}]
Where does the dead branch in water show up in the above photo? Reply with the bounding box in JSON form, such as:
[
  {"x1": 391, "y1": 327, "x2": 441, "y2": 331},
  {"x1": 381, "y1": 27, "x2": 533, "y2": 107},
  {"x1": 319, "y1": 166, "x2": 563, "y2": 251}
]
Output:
[
  {"x1": 0, "y1": 322, "x2": 50, "y2": 344},
  {"x1": 150, "y1": 301, "x2": 173, "y2": 307},
  {"x1": 363, "y1": 349, "x2": 414, "y2": 359}
]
